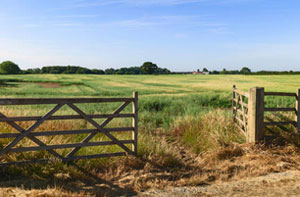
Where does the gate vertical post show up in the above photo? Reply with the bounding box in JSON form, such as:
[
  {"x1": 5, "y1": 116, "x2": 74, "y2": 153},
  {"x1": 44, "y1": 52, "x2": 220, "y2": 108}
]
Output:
[
  {"x1": 296, "y1": 89, "x2": 300, "y2": 133},
  {"x1": 233, "y1": 85, "x2": 236, "y2": 121},
  {"x1": 132, "y1": 92, "x2": 138, "y2": 156},
  {"x1": 248, "y1": 87, "x2": 264, "y2": 142}
]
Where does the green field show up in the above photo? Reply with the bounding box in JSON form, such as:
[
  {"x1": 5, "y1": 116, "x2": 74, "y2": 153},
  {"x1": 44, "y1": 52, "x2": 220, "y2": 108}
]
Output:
[
  {"x1": 0, "y1": 74, "x2": 299, "y2": 194},
  {"x1": 0, "y1": 74, "x2": 298, "y2": 146},
  {"x1": 0, "y1": 74, "x2": 297, "y2": 154},
  {"x1": 0, "y1": 74, "x2": 299, "y2": 98},
  {"x1": 0, "y1": 74, "x2": 298, "y2": 115}
]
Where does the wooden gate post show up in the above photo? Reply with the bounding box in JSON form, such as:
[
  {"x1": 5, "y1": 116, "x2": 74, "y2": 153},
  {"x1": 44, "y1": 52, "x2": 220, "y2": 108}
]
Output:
[
  {"x1": 132, "y1": 92, "x2": 138, "y2": 156},
  {"x1": 232, "y1": 85, "x2": 236, "y2": 121},
  {"x1": 248, "y1": 87, "x2": 264, "y2": 142},
  {"x1": 296, "y1": 89, "x2": 300, "y2": 133}
]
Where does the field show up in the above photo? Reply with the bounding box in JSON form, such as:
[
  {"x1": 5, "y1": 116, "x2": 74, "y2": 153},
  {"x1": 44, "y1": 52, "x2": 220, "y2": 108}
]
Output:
[
  {"x1": 1, "y1": 74, "x2": 300, "y2": 97},
  {"x1": 1, "y1": 74, "x2": 300, "y2": 196}
]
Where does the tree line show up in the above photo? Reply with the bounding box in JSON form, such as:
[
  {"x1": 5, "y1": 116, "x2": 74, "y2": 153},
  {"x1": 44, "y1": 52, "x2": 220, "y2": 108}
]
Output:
[
  {"x1": 1, "y1": 60, "x2": 300, "y2": 75},
  {"x1": 202, "y1": 67, "x2": 300, "y2": 75},
  {"x1": 0, "y1": 61, "x2": 171, "y2": 75},
  {"x1": 208, "y1": 67, "x2": 252, "y2": 74}
]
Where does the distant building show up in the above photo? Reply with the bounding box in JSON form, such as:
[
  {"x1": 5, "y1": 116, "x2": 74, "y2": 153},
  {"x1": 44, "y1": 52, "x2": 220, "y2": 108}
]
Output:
[{"x1": 192, "y1": 71, "x2": 209, "y2": 75}]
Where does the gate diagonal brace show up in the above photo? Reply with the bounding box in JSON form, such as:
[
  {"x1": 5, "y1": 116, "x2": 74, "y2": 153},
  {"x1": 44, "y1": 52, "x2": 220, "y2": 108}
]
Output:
[
  {"x1": 66, "y1": 102, "x2": 135, "y2": 158},
  {"x1": 0, "y1": 104, "x2": 65, "y2": 159}
]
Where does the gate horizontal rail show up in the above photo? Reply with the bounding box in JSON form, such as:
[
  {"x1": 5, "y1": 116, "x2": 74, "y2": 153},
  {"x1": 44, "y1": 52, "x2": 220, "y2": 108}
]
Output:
[
  {"x1": 0, "y1": 113, "x2": 134, "y2": 122},
  {"x1": 0, "y1": 98, "x2": 135, "y2": 105},
  {"x1": 264, "y1": 92, "x2": 297, "y2": 97}
]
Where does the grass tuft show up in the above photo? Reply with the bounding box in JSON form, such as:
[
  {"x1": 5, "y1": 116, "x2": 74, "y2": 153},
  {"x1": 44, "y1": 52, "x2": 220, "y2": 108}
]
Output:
[{"x1": 170, "y1": 109, "x2": 246, "y2": 154}]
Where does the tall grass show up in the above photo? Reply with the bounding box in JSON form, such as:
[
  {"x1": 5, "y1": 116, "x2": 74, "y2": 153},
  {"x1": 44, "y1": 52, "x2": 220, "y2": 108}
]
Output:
[{"x1": 170, "y1": 109, "x2": 245, "y2": 154}]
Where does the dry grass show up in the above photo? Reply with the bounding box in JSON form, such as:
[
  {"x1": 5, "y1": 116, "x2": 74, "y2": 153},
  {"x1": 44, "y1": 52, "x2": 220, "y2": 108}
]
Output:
[
  {"x1": 2, "y1": 139, "x2": 300, "y2": 196},
  {"x1": 0, "y1": 187, "x2": 86, "y2": 197},
  {"x1": 1, "y1": 108, "x2": 300, "y2": 196},
  {"x1": 171, "y1": 109, "x2": 246, "y2": 154}
]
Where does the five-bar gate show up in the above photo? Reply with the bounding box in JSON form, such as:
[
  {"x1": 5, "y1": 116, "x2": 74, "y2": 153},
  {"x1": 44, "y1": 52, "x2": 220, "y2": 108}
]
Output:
[{"x1": 0, "y1": 92, "x2": 138, "y2": 165}]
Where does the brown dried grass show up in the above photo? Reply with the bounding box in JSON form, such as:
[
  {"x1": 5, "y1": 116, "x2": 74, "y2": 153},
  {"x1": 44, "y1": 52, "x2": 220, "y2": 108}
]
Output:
[{"x1": 1, "y1": 109, "x2": 300, "y2": 196}]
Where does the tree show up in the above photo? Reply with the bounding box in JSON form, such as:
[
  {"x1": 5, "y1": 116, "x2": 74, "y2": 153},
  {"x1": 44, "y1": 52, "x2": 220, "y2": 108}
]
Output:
[
  {"x1": 211, "y1": 70, "x2": 220, "y2": 74},
  {"x1": 76, "y1": 67, "x2": 93, "y2": 74},
  {"x1": 202, "y1": 68, "x2": 208, "y2": 72},
  {"x1": 0, "y1": 61, "x2": 21, "y2": 74},
  {"x1": 240, "y1": 67, "x2": 251, "y2": 74},
  {"x1": 154, "y1": 67, "x2": 171, "y2": 74},
  {"x1": 220, "y1": 68, "x2": 227, "y2": 74},
  {"x1": 23, "y1": 68, "x2": 41, "y2": 74},
  {"x1": 105, "y1": 68, "x2": 115, "y2": 74},
  {"x1": 140, "y1": 62, "x2": 158, "y2": 74},
  {"x1": 91, "y1": 69, "x2": 105, "y2": 74}
]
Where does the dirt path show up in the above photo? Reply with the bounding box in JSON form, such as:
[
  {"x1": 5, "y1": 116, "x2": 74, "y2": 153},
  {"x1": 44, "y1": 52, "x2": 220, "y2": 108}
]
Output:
[
  {"x1": 141, "y1": 170, "x2": 300, "y2": 196},
  {"x1": 2, "y1": 170, "x2": 300, "y2": 196}
]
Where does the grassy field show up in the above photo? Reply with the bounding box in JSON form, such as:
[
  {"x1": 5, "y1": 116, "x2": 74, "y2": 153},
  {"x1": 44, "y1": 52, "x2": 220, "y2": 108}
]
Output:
[
  {"x1": 1, "y1": 74, "x2": 300, "y2": 97},
  {"x1": 0, "y1": 74, "x2": 299, "y2": 161},
  {"x1": 0, "y1": 74, "x2": 299, "y2": 195}
]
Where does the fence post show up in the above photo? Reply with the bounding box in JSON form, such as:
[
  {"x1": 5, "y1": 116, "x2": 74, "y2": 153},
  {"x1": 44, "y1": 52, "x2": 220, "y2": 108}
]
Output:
[
  {"x1": 132, "y1": 92, "x2": 138, "y2": 156},
  {"x1": 233, "y1": 85, "x2": 236, "y2": 121},
  {"x1": 248, "y1": 87, "x2": 264, "y2": 143},
  {"x1": 296, "y1": 89, "x2": 300, "y2": 133}
]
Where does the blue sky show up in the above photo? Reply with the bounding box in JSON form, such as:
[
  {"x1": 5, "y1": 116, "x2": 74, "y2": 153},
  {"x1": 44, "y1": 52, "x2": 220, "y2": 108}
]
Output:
[{"x1": 0, "y1": 0, "x2": 300, "y2": 71}]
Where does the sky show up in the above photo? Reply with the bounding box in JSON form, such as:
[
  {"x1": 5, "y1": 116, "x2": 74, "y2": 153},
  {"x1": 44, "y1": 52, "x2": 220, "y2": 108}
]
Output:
[{"x1": 0, "y1": 0, "x2": 300, "y2": 72}]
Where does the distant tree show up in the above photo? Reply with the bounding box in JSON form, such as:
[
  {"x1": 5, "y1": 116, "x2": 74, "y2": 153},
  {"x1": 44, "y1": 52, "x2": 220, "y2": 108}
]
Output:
[
  {"x1": 220, "y1": 68, "x2": 227, "y2": 74},
  {"x1": 126, "y1": 67, "x2": 143, "y2": 74},
  {"x1": 76, "y1": 67, "x2": 93, "y2": 74},
  {"x1": 202, "y1": 68, "x2": 208, "y2": 72},
  {"x1": 23, "y1": 68, "x2": 41, "y2": 74},
  {"x1": 154, "y1": 67, "x2": 171, "y2": 74},
  {"x1": 23, "y1": 64, "x2": 171, "y2": 75},
  {"x1": 197, "y1": 69, "x2": 200, "y2": 72},
  {"x1": 240, "y1": 67, "x2": 251, "y2": 74},
  {"x1": 115, "y1": 67, "x2": 128, "y2": 74},
  {"x1": 0, "y1": 61, "x2": 21, "y2": 74},
  {"x1": 210, "y1": 70, "x2": 220, "y2": 74},
  {"x1": 105, "y1": 68, "x2": 116, "y2": 74},
  {"x1": 31, "y1": 68, "x2": 41, "y2": 74},
  {"x1": 140, "y1": 62, "x2": 158, "y2": 74},
  {"x1": 91, "y1": 69, "x2": 105, "y2": 74}
]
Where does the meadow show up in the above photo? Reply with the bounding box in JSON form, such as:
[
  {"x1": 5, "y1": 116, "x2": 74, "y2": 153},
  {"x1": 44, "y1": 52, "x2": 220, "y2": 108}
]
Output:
[
  {"x1": 1, "y1": 74, "x2": 300, "y2": 97},
  {"x1": 0, "y1": 74, "x2": 300, "y2": 195}
]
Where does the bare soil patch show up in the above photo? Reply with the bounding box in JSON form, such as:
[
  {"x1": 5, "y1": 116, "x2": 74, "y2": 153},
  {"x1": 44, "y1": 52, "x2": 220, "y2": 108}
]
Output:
[{"x1": 36, "y1": 82, "x2": 62, "y2": 88}]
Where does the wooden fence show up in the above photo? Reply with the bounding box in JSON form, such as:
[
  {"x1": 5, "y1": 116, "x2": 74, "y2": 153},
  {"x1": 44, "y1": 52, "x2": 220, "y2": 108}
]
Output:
[
  {"x1": 0, "y1": 92, "x2": 138, "y2": 166},
  {"x1": 233, "y1": 86, "x2": 300, "y2": 142},
  {"x1": 232, "y1": 85, "x2": 249, "y2": 135}
]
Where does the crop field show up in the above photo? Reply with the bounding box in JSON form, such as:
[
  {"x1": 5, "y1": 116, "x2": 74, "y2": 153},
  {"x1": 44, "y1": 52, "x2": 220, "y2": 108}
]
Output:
[
  {"x1": 1, "y1": 74, "x2": 300, "y2": 97},
  {"x1": 0, "y1": 74, "x2": 300, "y2": 196}
]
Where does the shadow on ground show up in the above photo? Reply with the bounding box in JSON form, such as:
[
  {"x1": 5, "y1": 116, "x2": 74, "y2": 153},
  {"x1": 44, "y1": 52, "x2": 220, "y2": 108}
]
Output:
[{"x1": 0, "y1": 161, "x2": 138, "y2": 196}]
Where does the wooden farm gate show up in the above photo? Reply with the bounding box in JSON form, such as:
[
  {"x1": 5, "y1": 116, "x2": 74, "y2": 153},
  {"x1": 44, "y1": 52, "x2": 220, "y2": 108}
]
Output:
[
  {"x1": 232, "y1": 85, "x2": 249, "y2": 135},
  {"x1": 233, "y1": 86, "x2": 300, "y2": 142},
  {"x1": 0, "y1": 92, "x2": 138, "y2": 165}
]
